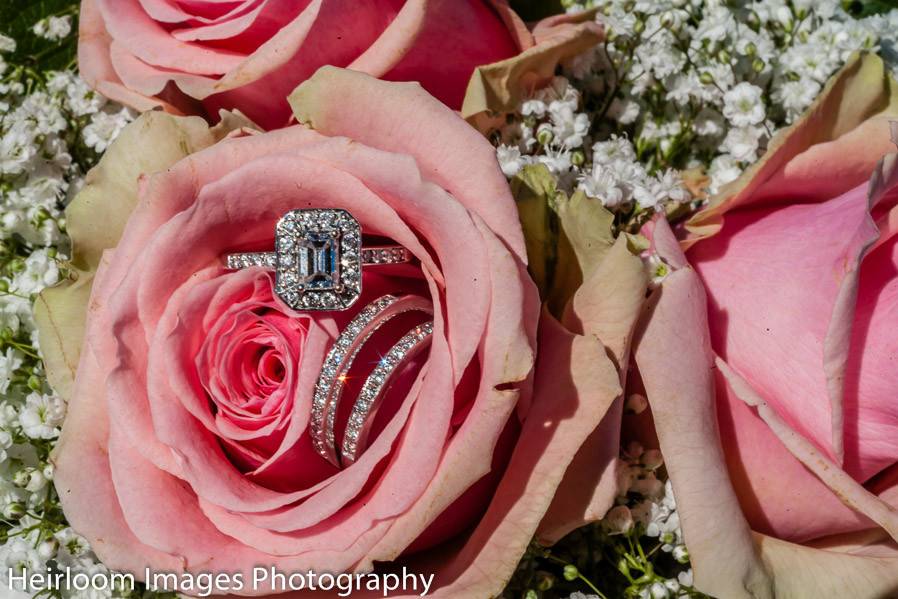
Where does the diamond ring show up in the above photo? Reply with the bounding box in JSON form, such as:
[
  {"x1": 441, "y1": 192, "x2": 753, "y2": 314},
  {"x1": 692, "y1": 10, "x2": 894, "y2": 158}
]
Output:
[{"x1": 224, "y1": 209, "x2": 412, "y2": 311}]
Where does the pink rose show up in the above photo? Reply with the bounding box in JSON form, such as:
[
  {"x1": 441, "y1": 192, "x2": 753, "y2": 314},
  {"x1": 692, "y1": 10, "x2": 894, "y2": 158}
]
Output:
[
  {"x1": 37, "y1": 68, "x2": 624, "y2": 596},
  {"x1": 78, "y1": 0, "x2": 536, "y2": 129},
  {"x1": 634, "y1": 54, "x2": 898, "y2": 597}
]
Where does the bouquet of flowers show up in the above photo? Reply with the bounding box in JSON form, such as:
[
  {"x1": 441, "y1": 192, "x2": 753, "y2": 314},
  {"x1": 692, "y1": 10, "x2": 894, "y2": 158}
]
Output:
[{"x1": 2, "y1": 1, "x2": 898, "y2": 598}]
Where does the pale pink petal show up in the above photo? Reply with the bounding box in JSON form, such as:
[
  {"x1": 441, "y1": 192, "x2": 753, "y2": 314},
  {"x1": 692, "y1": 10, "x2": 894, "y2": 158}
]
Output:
[
  {"x1": 715, "y1": 356, "x2": 898, "y2": 543},
  {"x1": 98, "y1": 0, "x2": 246, "y2": 75},
  {"x1": 363, "y1": 217, "x2": 537, "y2": 564},
  {"x1": 634, "y1": 260, "x2": 772, "y2": 598},
  {"x1": 715, "y1": 371, "x2": 873, "y2": 541},
  {"x1": 396, "y1": 312, "x2": 620, "y2": 597},
  {"x1": 289, "y1": 67, "x2": 527, "y2": 261},
  {"x1": 51, "y1": 347, "x2": 185, "y2": 575},
  {"x1": 690, "y1": 181, "x2": 898, "y2": 480}
]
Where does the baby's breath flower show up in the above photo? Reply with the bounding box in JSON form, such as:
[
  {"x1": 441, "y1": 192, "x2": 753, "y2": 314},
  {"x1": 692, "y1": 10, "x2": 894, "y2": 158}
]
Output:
[
  {"x1": 722, "y1": 82, "x2": 766, "y2": 127},
  {"x1": 19, "y1": 392, "x2": 66, "y2": 439},
  {"x1": 32, "y1": 15, "x2": 72, "y2": 41},
  {"x1": 0, "y1": 34, "x2": 15, "y2": 53}
]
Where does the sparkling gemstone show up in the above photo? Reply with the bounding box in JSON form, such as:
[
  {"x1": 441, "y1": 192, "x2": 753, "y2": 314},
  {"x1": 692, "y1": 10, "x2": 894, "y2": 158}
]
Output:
[{"x1": 275, "y1": 209, "x2": 362, "y2": 311}]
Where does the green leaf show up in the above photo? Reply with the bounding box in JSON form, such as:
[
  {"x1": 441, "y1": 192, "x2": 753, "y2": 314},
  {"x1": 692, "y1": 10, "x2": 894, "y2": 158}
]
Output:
[
  {"x1": 843, "y1": 0, "x2": 898, "y2": 17},
  {"x1": 0, "y1": 0, "x2": 79, "y2": 73},
  {"x1": 511, "y1": 164, "x2": 616, "y2": 316}
]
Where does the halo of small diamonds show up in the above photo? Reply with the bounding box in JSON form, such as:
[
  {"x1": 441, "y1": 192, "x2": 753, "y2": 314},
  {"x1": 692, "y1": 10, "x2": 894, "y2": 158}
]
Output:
[
  {"x1": 310, "y1": 294, "x2": 433, "y2": 467},
  {"x1": 341, "y1": 321, "x2": 433, "y2": 466},
  {"x1": 274, "y1": 208, "x2": 362, "y2": 312}
]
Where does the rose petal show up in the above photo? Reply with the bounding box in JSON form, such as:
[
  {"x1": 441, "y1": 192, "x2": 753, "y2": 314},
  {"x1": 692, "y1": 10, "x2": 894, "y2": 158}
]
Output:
[
  {"x1": 396, "y1": 311, "x2": 620, "y2": 597},
  {"x1": 288, "y1": 66, "x2": 527, "y2": 261},
  {"x1": 634, "y1": 229, "x2": 772, "y2": 598}
]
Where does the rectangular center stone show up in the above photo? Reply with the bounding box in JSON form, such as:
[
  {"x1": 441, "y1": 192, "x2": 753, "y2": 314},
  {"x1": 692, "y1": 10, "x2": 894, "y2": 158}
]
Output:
[{"x1": 297, "y1": 231, "x2": 340, "y2": 289}]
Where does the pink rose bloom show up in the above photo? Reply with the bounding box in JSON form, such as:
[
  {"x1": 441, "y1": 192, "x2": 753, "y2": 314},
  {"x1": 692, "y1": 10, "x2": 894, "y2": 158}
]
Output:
[
  {"x1": 78, "y1": 0, "x2": 534, "y2": 128},
  {"x1": 634, "y1": 54, "x2": 898, "y2": 597},
  {"x1": 37, "y1": 68, "x2": 623, "y2": 597}
]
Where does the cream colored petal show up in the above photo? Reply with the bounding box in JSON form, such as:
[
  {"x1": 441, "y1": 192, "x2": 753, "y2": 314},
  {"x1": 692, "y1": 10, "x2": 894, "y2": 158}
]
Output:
[
  {"x1": 461, "y1": 11, "x2": 603, "y2": 130},
  {"x1": 34, "y1": 110, "x2": 253, "y2": 400},
  {"x1": 756, "y1": 533, "x2": 898, "y2": 598}
]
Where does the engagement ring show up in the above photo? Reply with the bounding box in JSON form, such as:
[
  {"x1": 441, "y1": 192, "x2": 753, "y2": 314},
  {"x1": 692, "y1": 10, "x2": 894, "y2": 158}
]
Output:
[{"x1": 224, "y1": 209, "x2": 411, "y2": 311}]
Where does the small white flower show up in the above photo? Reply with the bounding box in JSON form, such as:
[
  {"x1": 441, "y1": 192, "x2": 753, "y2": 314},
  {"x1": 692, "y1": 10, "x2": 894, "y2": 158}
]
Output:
[
  {"x1": 773, "y1": 78, "x2": 822, "y2": 123},
  {"x1": 549, "y1": 103, "x2": 590, "y2": 148},
  {"x1": 0, "y1": 538, "x2": 42, "y2": 589},
  {"x1": 708, "y1": 153, "x2": 743, "y2": 192},
  {"x1": 0, "y1": 348, "x2": 24, "y2": 395},
  {"x1": 0, "y1": 430, "x2": 12, "y2": 464},
  {"x1": 646, "y1": 254, "x2": 670, "y2": 286},
  {"x1": 496, "y1": 144, "x2": 526, "y2": 178},
  {"x1": 82, "y1": 106, "x2": 135, "y2": 152},
  {"x1": 0, "y1": 34, "x2": 15, "y2": 53},
  {"x1": 694, "y1": 107, "x2": 725, "y2": 138},
  {"x1": 520, "y1": 98, "x2": 547, "y2": 118},
  {"x1": 723, "y1": 82, "x2": 766, "y2": 127},
  {"x1": 649, "y1": 582, "x2": 671, "y2": 599},
  {"x1": 722, "y1": 126, "x2": 763, "y2": 162},
  {"x1": 33, "y1": 15, "x2": 72, "y2": 41},
  {"x1": 18, "y1": 392, "x2": 66, "y2": 440},
  {"x1": 10, "y1": 249, "x2": 60, "y2": 296},
  {"x1": 633, "y1": 170, "x2": 690, "y2": 211},
  {"x1": 55, "y1": 528, "x2": 91, "y2": 566},
  {"x1": 607, "y1": 97, "x2": 641, "y2": 125},
  {"x1": 535, "y1": 147, "x2": 573, "y2": 175},
  {"x1": 591, "y1": 135, "x2": 636, "y2": 166},
  {"x1": 578, "y1": 165, "x2": 626, "y2": 208}
]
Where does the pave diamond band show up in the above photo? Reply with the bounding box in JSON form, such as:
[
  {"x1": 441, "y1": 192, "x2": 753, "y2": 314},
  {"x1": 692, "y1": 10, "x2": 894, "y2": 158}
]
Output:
[
  {"x1": 310, "y1": 294, "x2": 433, "y2": 467},
  {"x1": 341, "y1": 321, "x2": 433, "y2": 466},
  {"x1": 226, "y1": 246, "x2": 411, "y2": 271},
  {"x1": 223, "y1": 209, "x2": 412, "y2": 311},
  {"x1": 225, "y1": 252, "x2": 278, "y2": 269}
]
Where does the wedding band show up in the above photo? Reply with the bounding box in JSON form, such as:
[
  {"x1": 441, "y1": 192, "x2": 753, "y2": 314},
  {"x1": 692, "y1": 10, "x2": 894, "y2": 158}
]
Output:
[
  {"x1": 311, "y1": 294, "x2": 433, "y2": 467},
  {"x1": 341, "y1": 321, "x2": 433, "y2": 466},
  {"x1": 224, "y1": 209, "x2": 412, "y2": 312}
]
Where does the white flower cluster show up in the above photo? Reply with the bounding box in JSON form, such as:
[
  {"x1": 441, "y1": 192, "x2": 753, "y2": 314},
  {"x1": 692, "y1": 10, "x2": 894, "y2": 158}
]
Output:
[
  {"x1": 32, "y1": 16, "x2": 72, "y2": 42},
  {"x1": 599, "y1": 432, "x2": 694, "y2": 599},
  {"x1": 0, "y1": 32, "x2": 134, "y2": 599},
  {"x1": 496, "y1": 77, "x2": 692, "y2": 215},
  {"x1": 499, "y1": 0, "x2": 898, "y2": 219},
  {"x1": 0, "y1": 521, "x2": 126, "y2": 599}
]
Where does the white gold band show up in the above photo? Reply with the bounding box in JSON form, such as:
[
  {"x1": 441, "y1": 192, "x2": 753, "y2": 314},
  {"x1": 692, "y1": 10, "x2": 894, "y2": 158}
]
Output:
[
  {"x1": 341, "y1": 321, "x2": 433, "y2": 466},
  {"x1": 310, "y1": 294, "x2": 433, "y2": 467}
]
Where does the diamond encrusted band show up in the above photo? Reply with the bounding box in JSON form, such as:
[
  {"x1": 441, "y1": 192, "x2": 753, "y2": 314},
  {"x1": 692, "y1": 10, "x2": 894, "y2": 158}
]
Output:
[
  {"x1": 225, "y1": 247, "x2": 411, "y2": 270},
  {"x1": 223, "y1": 209, "x2": 412, "y2": 312},
  {"x1": 341, "y1": 321, "x2": 433, "y2": 467},
  {"x1": 310, "y1": 294, "x2": 433, "y2": 467}
]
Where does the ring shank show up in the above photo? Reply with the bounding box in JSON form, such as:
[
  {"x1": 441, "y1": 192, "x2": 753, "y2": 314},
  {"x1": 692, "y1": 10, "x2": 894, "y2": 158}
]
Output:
[{"x1": 225, "y1": 246, "x2": 411, "y2": 270}]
